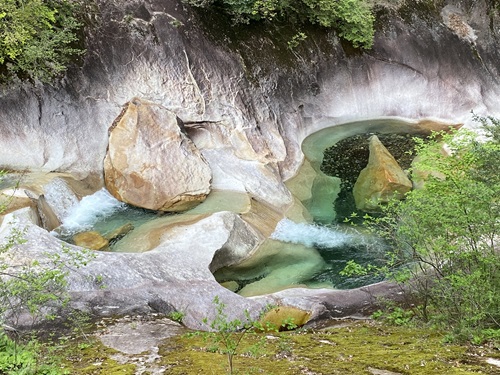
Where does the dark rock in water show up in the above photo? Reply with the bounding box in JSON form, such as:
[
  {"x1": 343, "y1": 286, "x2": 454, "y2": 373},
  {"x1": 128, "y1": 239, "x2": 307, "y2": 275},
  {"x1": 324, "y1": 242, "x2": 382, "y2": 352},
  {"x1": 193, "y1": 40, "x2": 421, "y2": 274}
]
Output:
[
  {"x1": 104, "y1": 223, "x2": 134, "y2": 245},
  {"x1": 321, "y1": 133, "x2": 424, "y2": 192}
]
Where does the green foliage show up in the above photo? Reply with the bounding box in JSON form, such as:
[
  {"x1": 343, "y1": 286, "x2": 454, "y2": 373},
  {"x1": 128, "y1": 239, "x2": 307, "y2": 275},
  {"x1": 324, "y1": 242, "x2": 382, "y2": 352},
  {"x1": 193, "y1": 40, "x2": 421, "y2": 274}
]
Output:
[
  {"x1": 372, "y1": 306, "x2": 415, "y2": 326},
  {"x1": 300, "y1": 0, "x2": 374, "y2": 48},
  {"x1": 0, "y1": 173, "x2": 95, "y2": 326},
  {"x1": 192, "y1": 297, "x2": 281, "y2": 374},
  {"x1": 0, "y1": 331, "x2": 67, "y2": 375},
  {"x1": 0, "y1": 0, "x2": 84, "y2": 83},
  {"x1": 168, "y1": 311, "x2": 185, "y2": 323},
  {"x1": 184, "y1": 0, "x2": 375, "y2": 49},
  {"x1": 287, "y1": 31, "x2": 307, "y2": 49},
  {"x1": 345, "y1": 116, "x2": 500, "y2": 341},
  {"x1": 0, "y1": 230, "x2": 95, "y2": 326},
  {"x1": 199, "y1": 296, "x2": 258, "y2": 374},
  {"x1": 0, "y1": 172, "x2": 94, "y2": 374}
]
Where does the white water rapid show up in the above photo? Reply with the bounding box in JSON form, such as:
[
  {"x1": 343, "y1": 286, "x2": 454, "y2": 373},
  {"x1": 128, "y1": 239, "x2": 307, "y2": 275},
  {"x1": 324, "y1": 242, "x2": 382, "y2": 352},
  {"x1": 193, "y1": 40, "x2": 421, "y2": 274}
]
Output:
[
  {"x1": 270, "y1": 218, "x2": 353, "y2": 248},
  {"x1": 55, "y1": 188, "x2": 126, "y2": 236}
]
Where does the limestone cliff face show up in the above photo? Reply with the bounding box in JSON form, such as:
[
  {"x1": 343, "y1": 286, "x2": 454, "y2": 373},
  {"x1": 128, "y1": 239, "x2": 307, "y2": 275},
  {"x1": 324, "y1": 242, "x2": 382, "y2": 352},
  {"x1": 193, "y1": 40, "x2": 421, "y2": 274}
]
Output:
[{"x1": 0, "y1": 0, "x2": 498, "y2": 208}]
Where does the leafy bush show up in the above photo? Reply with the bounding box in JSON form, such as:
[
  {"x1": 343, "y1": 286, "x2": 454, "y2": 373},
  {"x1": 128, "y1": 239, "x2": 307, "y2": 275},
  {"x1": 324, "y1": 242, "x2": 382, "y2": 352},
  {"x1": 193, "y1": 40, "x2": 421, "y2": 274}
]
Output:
[
  {"x1": 0, "y1": 0, "x2": 84, "y2": 83},
  {"x1": 0, "y1": 173, "x2": 91, "y2": 373},
  {"x1": 0, "y1": 331, "x2": 66, "y2": 375},
  {"x1": 184, "y1": 0, "x2": 375, "y2": 49},
  {"x1": 301, "y1": 0, "x2": 374, "y2": 48},
  {"x1": 344, "y1": 116, "x2": 500, "y2": 341}
]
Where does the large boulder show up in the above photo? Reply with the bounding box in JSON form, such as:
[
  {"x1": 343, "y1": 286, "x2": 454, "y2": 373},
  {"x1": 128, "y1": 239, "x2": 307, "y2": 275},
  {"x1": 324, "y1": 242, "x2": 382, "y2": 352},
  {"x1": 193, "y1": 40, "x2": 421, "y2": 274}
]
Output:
[
  {"x1": 104, "y1": 98, "x2": 212, "y2": 212},
  {"x1": 353, "y1": 135, "x2": 412, "y2": 211}
]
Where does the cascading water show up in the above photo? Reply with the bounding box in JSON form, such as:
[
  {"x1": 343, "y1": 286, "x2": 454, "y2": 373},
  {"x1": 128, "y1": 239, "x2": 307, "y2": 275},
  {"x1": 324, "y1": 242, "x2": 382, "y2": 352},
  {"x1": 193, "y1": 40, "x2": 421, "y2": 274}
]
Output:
[
  {"x1": 272, "y1": 218, "x2": 387, "y2": 288},
  {"x1": 270, "y1": 218, "x2": 353, "y2": 248},
  {"x1": 54, "y1": 188, "x2": 160, "y2": 247},
  {"x1": 40, "y1": 119, "x2": 451, "y2": 294},
  {"x1": 214, "y1": 119, "x2": 439, "y2": 295},
  {"x1": 56, "y1": 188, "x2": 126, "y2": 236}
]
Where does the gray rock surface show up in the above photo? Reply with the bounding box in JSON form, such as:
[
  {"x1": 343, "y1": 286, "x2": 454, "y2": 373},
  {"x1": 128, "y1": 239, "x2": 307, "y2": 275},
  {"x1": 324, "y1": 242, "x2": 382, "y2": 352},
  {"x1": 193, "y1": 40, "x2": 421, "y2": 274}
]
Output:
[
  {"x1": 0, "y1": 207, "x2": 404, "y2": 330},
  {"x1": 0, "y1": 0, "x2": 498, "y2": 329},
  {"x1": 42, "y1": 177, "x2": 80, "y2": 222},
  {"x1": 0, "y1": 0, "x2": 497, "y2": 190}
]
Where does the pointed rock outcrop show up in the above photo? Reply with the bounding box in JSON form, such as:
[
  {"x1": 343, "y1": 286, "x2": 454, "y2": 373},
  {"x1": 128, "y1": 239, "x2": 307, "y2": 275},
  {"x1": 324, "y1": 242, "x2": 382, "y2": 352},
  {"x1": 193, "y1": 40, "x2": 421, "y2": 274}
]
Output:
[
  {"x1": 353, "y1": 135, "x2": 412, "y2": 211},
  {"x1": 104, "y1": 98, "x2": 212, "y2": 211}
]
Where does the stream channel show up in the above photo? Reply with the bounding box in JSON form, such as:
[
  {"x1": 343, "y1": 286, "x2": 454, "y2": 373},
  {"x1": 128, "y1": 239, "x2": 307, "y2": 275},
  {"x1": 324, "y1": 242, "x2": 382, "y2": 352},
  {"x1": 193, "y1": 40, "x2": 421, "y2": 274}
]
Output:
[{"x1": 45, "y1": 118, "x2": 438, "y2": 297}]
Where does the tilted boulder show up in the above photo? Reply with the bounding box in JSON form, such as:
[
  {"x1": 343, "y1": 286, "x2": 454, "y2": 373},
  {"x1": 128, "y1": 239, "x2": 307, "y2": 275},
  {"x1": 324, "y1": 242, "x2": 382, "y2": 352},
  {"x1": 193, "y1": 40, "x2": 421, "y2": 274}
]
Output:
[
  {"x1": 353, "y1": 135, "x2": 412, "y2": 211},
  {"x1": 43, "y1": 178, "x2": 80, "y2": 222},
  {"x1": 104, "y1": 98, "x2": 212, "y2": 211}
]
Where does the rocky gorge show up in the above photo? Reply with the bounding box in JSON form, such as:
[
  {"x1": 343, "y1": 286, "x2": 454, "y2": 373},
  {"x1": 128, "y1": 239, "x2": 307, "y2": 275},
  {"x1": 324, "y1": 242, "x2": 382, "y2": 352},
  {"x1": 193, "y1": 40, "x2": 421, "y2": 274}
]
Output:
[{"x1": 0, "y1": 0, "x2": 499, "y2": 330}]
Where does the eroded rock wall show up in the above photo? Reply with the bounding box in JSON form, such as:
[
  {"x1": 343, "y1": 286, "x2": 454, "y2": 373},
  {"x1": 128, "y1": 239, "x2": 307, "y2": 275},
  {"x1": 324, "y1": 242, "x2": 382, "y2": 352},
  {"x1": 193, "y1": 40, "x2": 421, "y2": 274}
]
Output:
[
  {"x1": 0, "y1": 0, "x2": 498, "y2": 199},
  {"x1": 0, "y1": 0, "x2": 499, "y2": 327}
]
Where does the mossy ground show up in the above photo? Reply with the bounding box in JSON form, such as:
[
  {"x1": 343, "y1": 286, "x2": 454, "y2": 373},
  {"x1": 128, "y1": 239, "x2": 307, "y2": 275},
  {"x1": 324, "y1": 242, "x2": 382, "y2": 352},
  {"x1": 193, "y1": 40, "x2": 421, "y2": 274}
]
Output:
[{"x1": 52, "y1": 320, "x2": 500, "y2": 374}]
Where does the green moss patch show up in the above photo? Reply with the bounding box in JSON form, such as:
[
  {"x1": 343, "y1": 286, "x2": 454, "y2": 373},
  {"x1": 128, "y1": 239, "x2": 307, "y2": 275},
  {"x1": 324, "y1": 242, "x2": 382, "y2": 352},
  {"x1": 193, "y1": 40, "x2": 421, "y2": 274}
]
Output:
[
  {"x1": 43, "y1": 320, "x2": 500, "y2": 374},
  {"x1": 156, "y1": 321, "x2": 499, "y2": 374}
]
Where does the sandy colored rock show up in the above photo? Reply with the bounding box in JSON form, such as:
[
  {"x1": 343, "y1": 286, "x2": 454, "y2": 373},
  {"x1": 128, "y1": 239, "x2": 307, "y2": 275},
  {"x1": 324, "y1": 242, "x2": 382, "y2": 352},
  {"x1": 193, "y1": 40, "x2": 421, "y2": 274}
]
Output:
[
  {"x1": 104, "y1": 98, "x2": 212, "y2": 212},
  {"x1": 259, "y1": 306, "x2": 311, "y2": 330},
  {"x1": 73, "y1": 231, "x2": 109, "y2": 250},
  {"x1": 353, "y1": 135, "x2": 412, "y2": 211}
]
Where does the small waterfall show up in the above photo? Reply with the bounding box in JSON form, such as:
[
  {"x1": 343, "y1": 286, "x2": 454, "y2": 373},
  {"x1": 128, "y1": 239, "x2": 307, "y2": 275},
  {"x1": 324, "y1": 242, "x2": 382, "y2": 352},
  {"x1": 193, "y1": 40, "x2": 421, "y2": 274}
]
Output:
[
  {"x1": 271, "y1": 218, "x2": 353, "y2": 248},
  {"x1": 55, "y1": 188, "x2": 126, "y2": 236}
]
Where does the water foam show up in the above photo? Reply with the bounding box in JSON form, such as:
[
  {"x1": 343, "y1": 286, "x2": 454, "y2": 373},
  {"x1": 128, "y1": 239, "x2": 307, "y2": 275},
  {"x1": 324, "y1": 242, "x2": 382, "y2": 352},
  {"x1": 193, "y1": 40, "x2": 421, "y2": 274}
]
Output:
[
  {"x1": 55, "y1": 188, "x2": 126, "y2": 235},
  {"x1": 270, "y1": 218, "x2": 352, "y2": 248}
]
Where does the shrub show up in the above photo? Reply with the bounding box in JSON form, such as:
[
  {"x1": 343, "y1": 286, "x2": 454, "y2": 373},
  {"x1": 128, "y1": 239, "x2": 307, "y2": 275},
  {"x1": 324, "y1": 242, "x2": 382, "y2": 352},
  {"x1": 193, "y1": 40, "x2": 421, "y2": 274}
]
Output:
[
  {"x1": 344, "y1": 116, "x2": 500, "y2": 341},
  {"x1": 0, "y1": 0, "x2": 84, "y2": 83},
  {"x1": 184, "y1": 0, "x2": 375, "y2": 49}
]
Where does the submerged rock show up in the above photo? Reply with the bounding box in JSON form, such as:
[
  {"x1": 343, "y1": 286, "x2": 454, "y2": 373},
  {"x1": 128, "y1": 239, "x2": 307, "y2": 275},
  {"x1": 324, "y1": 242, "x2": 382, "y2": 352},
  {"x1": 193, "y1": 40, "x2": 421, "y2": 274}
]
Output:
[
  {"x1": 73, "y1": 231, "x2": 109, "y2": 250},
  {"x1": 104, "y1": 98, "x2": 212, "y2": 212},
  {"x1": 353, "y1": 136, "x2": 412, "y2": 211},
  {"x1": 220, "y1": 280, "x2": 239, "y2": 292},
  {"x1": 104, "y1": 222, "x2": 134, "y2": 244}
]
